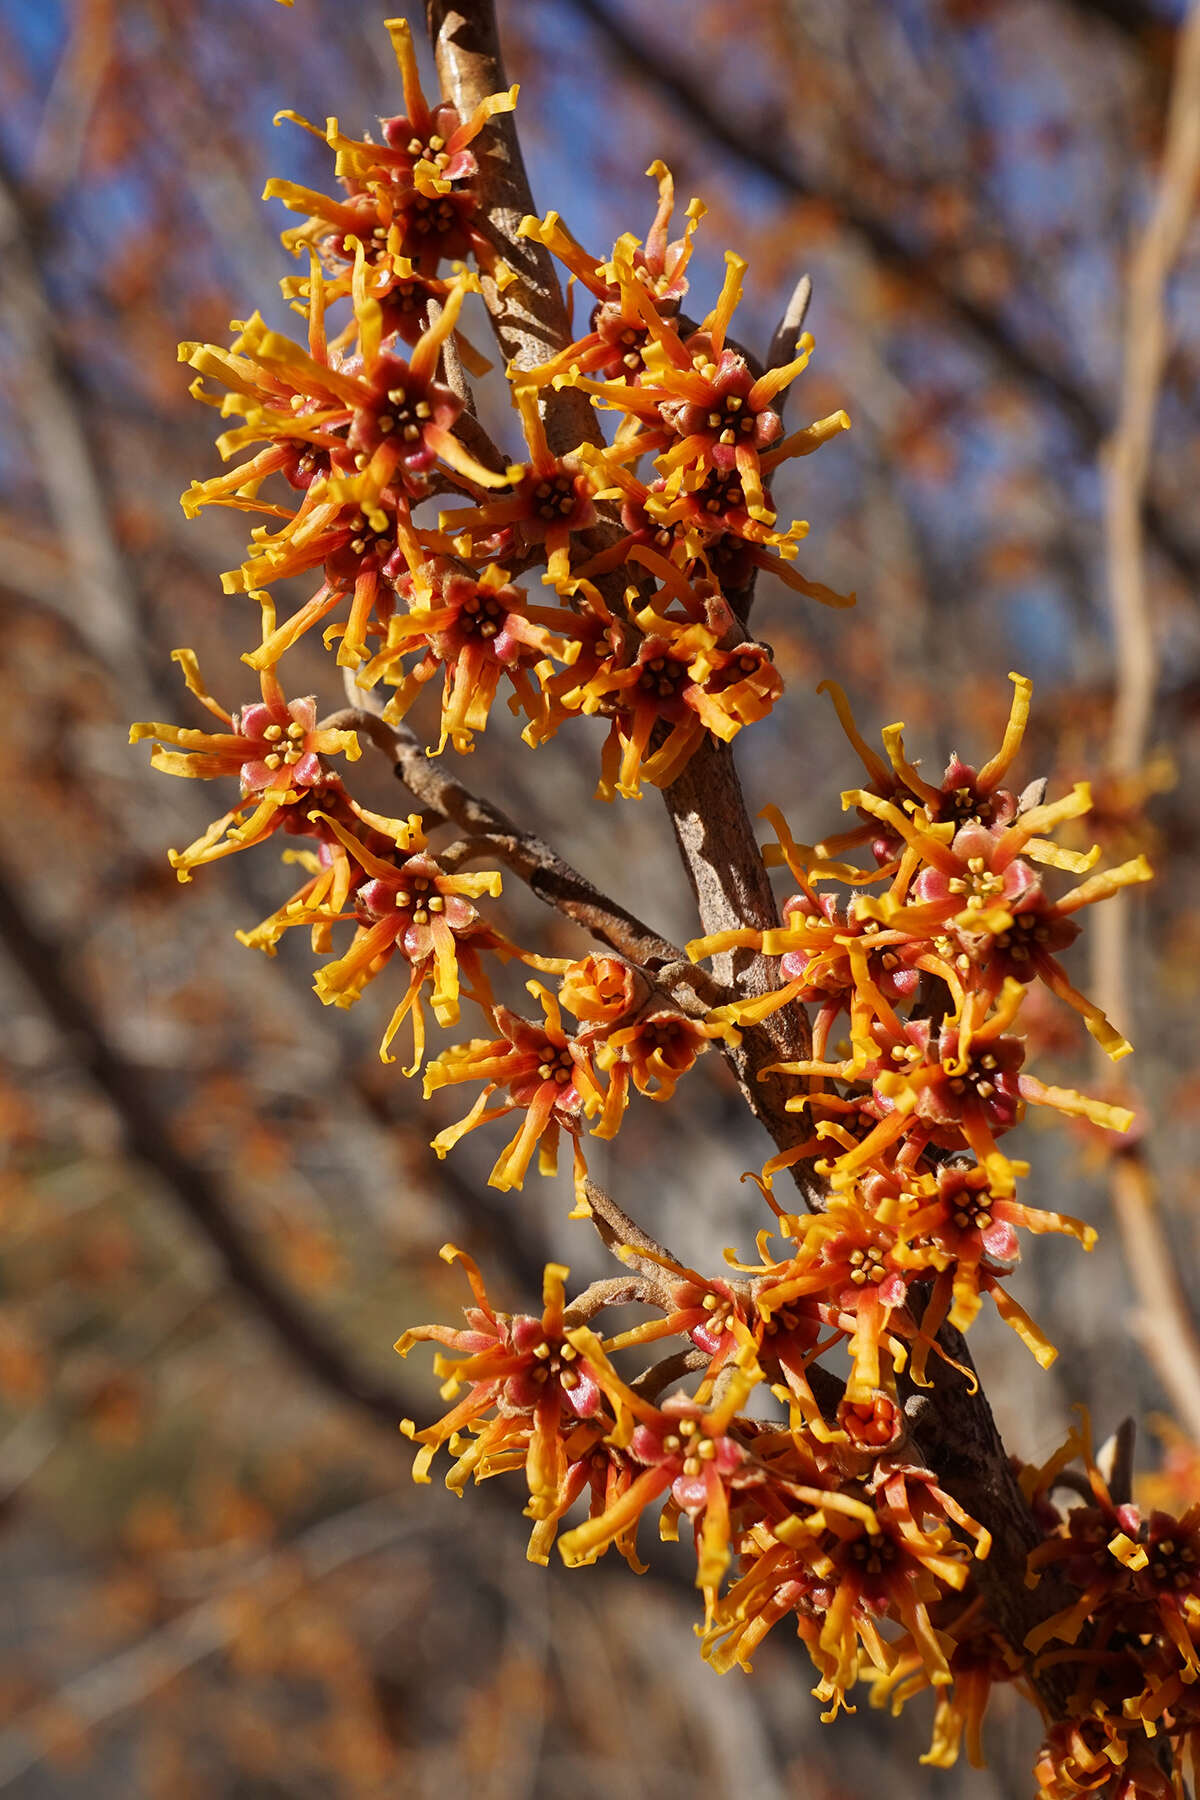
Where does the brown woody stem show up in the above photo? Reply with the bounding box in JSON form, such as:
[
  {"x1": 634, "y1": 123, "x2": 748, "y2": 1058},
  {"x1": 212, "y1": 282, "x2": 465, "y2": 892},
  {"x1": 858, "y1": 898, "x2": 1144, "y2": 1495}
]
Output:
[
  {"x1": 662, "y1": 742, "x2": 821, "y2": 1204},
  {"x1": 322, "y1": 707, "x2": 699, "y2": 980},
  {"x1": 420, "y1": 0, "x2": 1077, "y2": 1717},
  {"x1": 426, "y1": 0, "x2": 602, "y2": 459}
]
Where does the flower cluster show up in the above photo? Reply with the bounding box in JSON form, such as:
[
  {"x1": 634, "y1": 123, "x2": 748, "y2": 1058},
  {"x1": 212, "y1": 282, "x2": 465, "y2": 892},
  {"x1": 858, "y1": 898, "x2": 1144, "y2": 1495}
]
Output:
[
  {"x1": 423, "y1": 959, "x2": 735, "y2": 1204},
  {"x1": 166, "y1": 23, "x2": 848, "y2": 791},
  {"x1": 134, "y1": 14, "x2": 1178, "y2": 1795},
  {"x1": 1021, "y1": 1419, "x2": 1200, "y2": 1797},
  {"x1": 402, "y1": 679, "x2": 1163, "y2": 1779},
  {"x1": 399, "y1": 1239, "x2": 995, "y2": 1734},
  {"x1": 130, "y1": 23, "x2": 844, "y2": 1180},
  {"x1": 685, "y1": 674, "x2": 1151, "y2": 1367}
]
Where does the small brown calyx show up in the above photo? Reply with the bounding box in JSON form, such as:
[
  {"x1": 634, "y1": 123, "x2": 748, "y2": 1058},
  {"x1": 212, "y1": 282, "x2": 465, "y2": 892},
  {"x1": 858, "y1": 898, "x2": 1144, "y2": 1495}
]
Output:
[
  {"x1": 532, "y1": 473, "x2": 578, "y2": 520},
  {"x1": 460, "y1": 593, "x2": 506, "y2": 640},
  {"x1": 847, "y1": 1245, "x2": 888, "y2": 1287},
  {"x1": 408, "y1": 193, "x2": 458, "y2": 236},
  {"x1": 696, "y1": 470, "x2": 745, "y2": 517},
  {"x1": 848, "y1": 1532, "x2": 897, "y2": 1575},
  {"x1": 1146, "y1": 1533, "x2": 1199, "y2": 1590},
  {"x1": 528, "y1": 1333, "x2": 580, "y2": 1388},
  {"x1": 642, "y1": 1017, "x2": 685, "y2": 1047},
  {"x1": 946, "y1": 857, "x2": 1005, "y2": 907},
  {"x1": 995, "y1": 911, "x2": 1051, "y2": 959},
  {"x1": 407, "y1": 134, "x2": 451, "y2": 172},
  {"x1": 388, "y1": 281, "x2": 426, "y2": 317},
  {"x1": 536, "y1": 1045, "x2": 576, "y2": 1087},
  {"x1": 970, "y1": 1049, "x2": 1001, "y2": 1100},
  {"x1": 666, "y1": 1414, "x2": 718, "y2": 1477},
  {"x1": 700, "y1": 1291, "x2": 735, "y2": 1336},
  {"x1": 405, "y1": 873, "x2": 443, "y2": 927},
  {"x1": 638, "y1": 655, "x2": 688, "y2": 699},
  {"x1": 384, "y1": 387, "x2": 435, "y2": 445},
  {"x1": 947, "y1": 1182, "x2": 996, "y2": 1232}
]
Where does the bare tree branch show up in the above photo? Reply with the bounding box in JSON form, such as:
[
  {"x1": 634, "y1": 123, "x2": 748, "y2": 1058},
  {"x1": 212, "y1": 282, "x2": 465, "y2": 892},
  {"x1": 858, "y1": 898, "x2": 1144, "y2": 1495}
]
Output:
[
  {"x1": 0, "y1": 1494, "x2": 427, "y2": 1790},
  {"x1": 662, "y1": 740, "x2": 819, "y2": 1200},
  {"x1": 0, "y1": 158, "x2": 157, "y2": 715},
  {"x1": 1063, "y1": 0, "x2": 1178, "y2": 49}
]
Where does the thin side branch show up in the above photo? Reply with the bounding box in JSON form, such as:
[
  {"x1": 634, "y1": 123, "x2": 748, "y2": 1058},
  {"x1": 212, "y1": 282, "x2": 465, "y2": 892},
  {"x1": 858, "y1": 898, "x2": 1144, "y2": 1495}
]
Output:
[
  {"x1": 323, "y1": 707, "x2": 698, "y2": 979},
  {"x1": 0, "y1": 158, "x2": 157, "y2": 715},
  {"x1": 582, "y1": 1176, "x2": 677, "y2": 1287},
  {"x1": 766, "y1": 273, "x2": 813, "y2": 394},
  {"x1": 663, "y1": 741, "x2": 820, "y2": 1203}
]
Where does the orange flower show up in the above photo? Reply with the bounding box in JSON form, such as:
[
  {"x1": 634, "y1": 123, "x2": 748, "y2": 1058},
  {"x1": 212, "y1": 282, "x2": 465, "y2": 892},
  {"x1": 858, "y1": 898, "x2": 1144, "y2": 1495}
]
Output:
[
  {"x1": 438, "y1": 387, "x2": 596, "y2": 588},
  {"x1": 267, "y1": 18, "x2": 517, "y2": 280},
  {"x1": 574, "y1": 458, "x2": 849, "y2": 607},
  {"x1": 561, "y1": 247, "x2": 843, "y2": 526},
  {"x1": 360, "y1": 560, "x2": 584, "y2": 751},
  {"x1": 423, "y1": 982, "x2": 609, "y2": 1199},
  {"x1": 556, "y1": 1329, "x2": 765, "y2": 1592},
  {"x1": 517, "y1": 161, "x2": 702, "y2": 390},
  {"x1": 305, "y1": 810, "x2": 508, "y2": 1073},
  {"x1": 398, "y1": 1250, "x2": 609, "y2": 1525},
  {"x1": 130, "y1": 648, "x2": 360, "y2": 879},
  {"x1": 560, "y1": 952, "x2": 736, "y2": 1112},
  {"x1": 869, "y1": 1597, "x2": 1021, "y2": 1770},
  {"x1": 561, "y1": 599, "x2": 782, "y2": 800}
]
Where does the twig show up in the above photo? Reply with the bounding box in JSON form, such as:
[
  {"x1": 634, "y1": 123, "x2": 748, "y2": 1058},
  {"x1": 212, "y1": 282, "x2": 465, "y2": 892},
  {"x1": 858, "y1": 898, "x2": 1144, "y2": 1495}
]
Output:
[
  {"x1": 581, "y1": 1176, "x2": 676, "y2": 1288},
  {"x1": 766, "y1": 273, "x2": 813, "y2": 394},
  {"x1": 1110, "y1": 1151, "x2": 1200, "y2": 1442},
  {"x1": 1096, "y1": 1415, "x2": 1138, "y2": 1507},
  {"x1": 1094, "y1": 1, "x2": 1200, "y2": 1443},
  {"x1": 1066, "y1": 0, "x2": 1178, "y2": 48},
  {"x1": 0, "y1": 1493, "x2": 425, "y2": 1790},
  {"x1": 1102, "y1": 10, "x2": 1200, "y2": 785},
  {"x1": 563, "y1": 1274, "x2": 654, "y2": 1325},
  {"x1": 322, "y1": 707, "x2": 698, "y2": 979},
  {"x1": 630, "y1": 1349, "x2": 711, "y2": 1400},
  {"x1": 0, "y1": 157, "x2": 157, "y2": 716},
  {"x1": 662, "y1": 740, "x2": 821, "y2": 1205}
]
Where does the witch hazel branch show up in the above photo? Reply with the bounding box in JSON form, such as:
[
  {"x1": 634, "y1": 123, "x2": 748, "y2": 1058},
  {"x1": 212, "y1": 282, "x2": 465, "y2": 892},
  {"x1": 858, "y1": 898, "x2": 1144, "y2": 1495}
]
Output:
[{"x1": 130, "y1": 7, "x2": 1191, "y2": 1793}]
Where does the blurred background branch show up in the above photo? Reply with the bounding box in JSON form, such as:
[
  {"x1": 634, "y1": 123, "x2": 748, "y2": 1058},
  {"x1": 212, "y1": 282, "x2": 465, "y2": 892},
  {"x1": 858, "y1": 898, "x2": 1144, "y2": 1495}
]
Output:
[{"x1": 1093, "y1": 0, "x2": 1200, "y2": 1443}]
